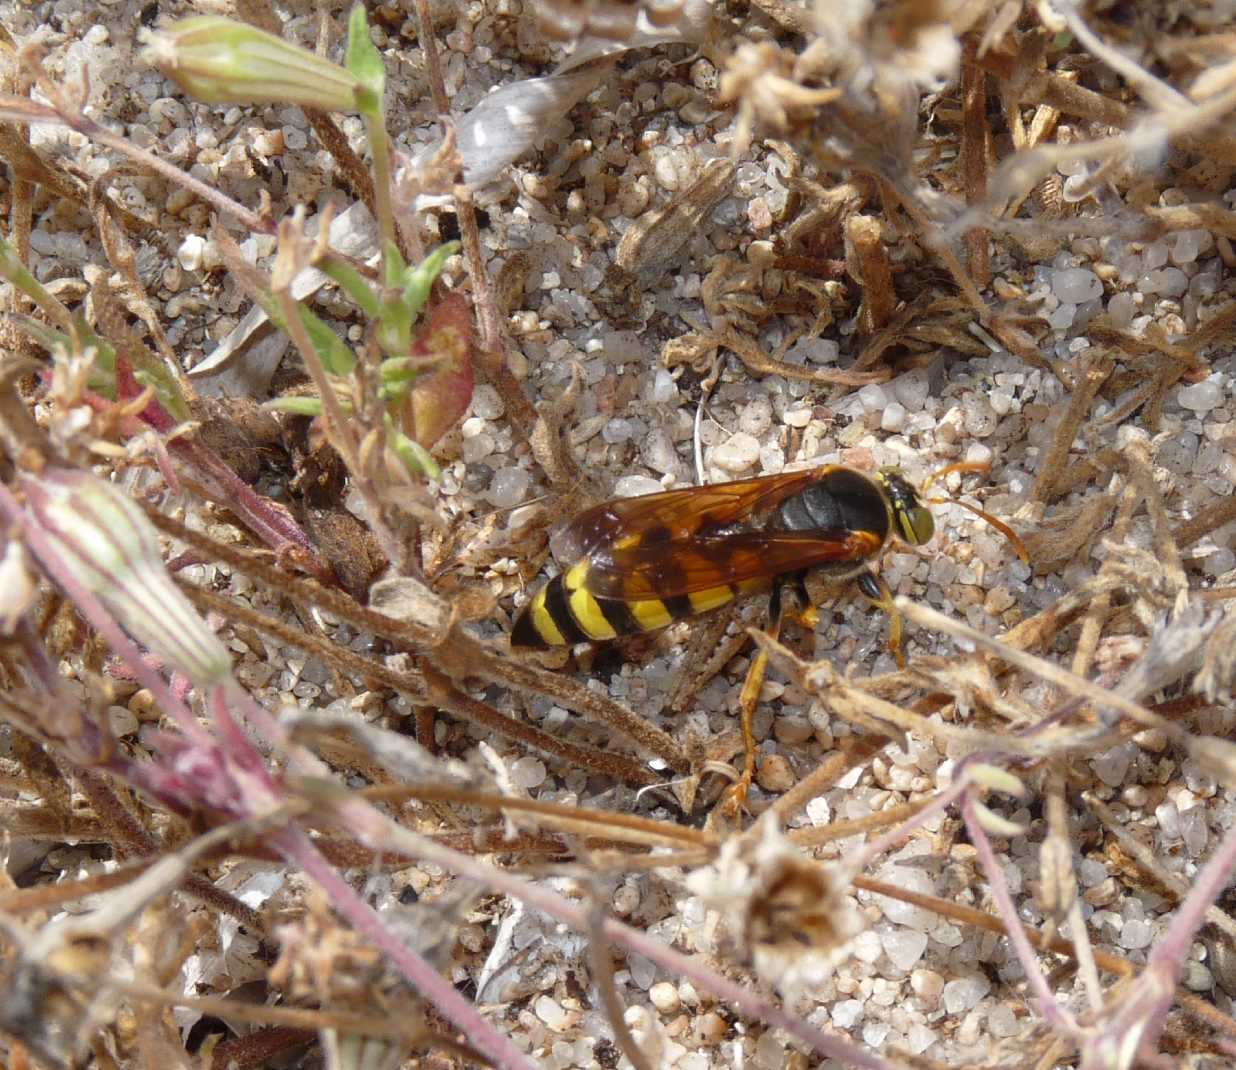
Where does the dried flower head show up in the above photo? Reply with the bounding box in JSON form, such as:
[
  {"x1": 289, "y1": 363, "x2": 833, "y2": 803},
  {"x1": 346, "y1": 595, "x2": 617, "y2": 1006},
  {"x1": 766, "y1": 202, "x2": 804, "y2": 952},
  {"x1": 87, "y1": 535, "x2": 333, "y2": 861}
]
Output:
[{"x1": 686, "y1": 821, "x2": 860, "y2": 994}]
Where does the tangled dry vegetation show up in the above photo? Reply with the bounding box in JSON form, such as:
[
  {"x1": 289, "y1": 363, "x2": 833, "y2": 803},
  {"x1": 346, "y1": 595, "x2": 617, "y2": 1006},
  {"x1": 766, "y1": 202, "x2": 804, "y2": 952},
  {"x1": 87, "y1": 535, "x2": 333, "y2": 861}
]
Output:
[{"x1": 2, "y1": 0, "x2": 1236, "y2": 1067}]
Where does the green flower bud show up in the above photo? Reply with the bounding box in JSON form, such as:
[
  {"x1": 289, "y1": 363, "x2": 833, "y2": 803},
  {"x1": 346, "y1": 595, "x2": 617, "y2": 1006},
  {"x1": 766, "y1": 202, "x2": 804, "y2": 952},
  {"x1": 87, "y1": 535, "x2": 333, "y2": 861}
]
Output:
[
  {"x1": 23, "y1": 468, "x2": 232, "y2": 689},
  {"x1": 142, "y1": 16, "x2": 362, "y2": 111}
]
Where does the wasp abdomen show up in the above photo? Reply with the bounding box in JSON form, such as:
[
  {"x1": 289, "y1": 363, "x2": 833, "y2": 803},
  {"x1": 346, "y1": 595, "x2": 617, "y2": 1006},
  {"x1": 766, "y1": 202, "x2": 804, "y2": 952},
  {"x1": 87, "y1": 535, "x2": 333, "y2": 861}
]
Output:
[{"x1": 510, "y1": 564, "x2": 761, "y2": 648}]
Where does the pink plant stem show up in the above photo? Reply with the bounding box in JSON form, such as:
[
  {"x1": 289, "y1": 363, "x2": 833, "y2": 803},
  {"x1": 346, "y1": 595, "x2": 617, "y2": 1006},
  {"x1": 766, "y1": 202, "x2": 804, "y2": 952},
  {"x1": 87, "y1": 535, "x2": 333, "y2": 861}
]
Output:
[
  {"x1": 1099, "y1": 821, "x2": 1236, "y2": 1059},
  {"x1": 961, "y1": 791, "x2": 1078, "y2": 1039}
]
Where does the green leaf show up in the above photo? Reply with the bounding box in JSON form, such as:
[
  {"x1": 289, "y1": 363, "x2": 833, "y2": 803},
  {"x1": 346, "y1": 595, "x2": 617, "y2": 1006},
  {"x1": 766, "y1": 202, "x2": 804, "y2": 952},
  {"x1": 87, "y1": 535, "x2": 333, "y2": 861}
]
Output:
[
  {"x1": 400, "y1": 241, "x2": 459, "y2": 322},
  {"x1": 344, "y1": 4, "x2": 385, "y2": 104},
  {"x1": 265, "y1": 396, "x2": 326, "y2": 416},
  {"x1": 387, "y1": 423, "x2": 441, "y2": 480}
]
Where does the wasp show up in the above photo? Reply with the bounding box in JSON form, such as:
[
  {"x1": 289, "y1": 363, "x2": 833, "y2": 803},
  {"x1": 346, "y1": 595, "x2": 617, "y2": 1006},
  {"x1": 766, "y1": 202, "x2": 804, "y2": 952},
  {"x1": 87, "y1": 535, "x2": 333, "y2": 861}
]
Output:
[
  {"x1": 510, "y1": 465, "x2": 964, "y2": 653},
  {"x1": 510, "y1": 462, "x2": 1024, "y2": 809}
]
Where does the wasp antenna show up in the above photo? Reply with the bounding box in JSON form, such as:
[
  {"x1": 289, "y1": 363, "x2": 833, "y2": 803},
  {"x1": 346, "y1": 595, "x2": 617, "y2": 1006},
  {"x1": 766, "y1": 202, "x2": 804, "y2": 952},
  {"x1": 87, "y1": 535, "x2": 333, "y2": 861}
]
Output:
[
  {"x1": 922, "y1": 459, "x2": 993, "y2": 494},
  {"x1": 926, "y1": 495, "x2": 1029, "y2": 565}
]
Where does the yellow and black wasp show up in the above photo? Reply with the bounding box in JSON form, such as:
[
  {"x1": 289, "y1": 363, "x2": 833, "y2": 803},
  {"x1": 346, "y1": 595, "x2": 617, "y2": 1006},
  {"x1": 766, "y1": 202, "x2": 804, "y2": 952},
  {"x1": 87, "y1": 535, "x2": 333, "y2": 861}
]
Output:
[
  {"x1": 510, "y1": 463, "x2": 1023, "y2": 805},
  {"x1": 510, "y1": 465, "x2": 949, "y2": 651}
]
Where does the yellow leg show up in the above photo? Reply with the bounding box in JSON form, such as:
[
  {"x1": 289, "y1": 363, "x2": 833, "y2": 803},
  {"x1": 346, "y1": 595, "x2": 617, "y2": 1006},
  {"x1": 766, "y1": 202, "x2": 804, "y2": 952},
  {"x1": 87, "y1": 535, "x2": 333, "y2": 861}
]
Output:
[
  {"x1": 721, "y1": 585, "x2": 812, "y2": 817},
  {"x1": 856, "y1": 569, "x2": 904, "y2": 668}
]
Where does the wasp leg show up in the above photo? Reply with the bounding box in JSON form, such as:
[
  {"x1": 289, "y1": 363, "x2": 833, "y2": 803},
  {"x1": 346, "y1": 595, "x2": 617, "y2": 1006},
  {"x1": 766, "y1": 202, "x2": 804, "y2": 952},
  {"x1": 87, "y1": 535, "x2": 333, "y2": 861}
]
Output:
[
  {"x1": 855, "y1": 569, "x2": 904, "y2": 668},
  {"x1": 724, "y1": 582, "x2": 802, "y2": 817}
]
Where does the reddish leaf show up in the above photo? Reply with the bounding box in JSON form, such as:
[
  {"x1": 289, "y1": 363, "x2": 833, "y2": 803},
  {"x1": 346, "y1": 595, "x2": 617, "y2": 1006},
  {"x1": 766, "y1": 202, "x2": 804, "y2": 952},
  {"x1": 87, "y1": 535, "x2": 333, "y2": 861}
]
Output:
[{"x1": 407, "y1": 292, "x2": 474, "y2": 450}]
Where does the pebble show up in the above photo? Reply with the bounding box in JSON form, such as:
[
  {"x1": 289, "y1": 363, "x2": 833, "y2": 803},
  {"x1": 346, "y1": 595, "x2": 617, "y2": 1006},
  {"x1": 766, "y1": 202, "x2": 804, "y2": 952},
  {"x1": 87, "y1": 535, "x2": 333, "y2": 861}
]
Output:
[
  {"x1": 649, "y1": 982, "x2": 680, "y2": 1014},
  {"x1": 614, "y1": 475, "x2": 664, "y2": 498},
  {"x1": 783, "y1": 407, "x2": 812, "y2": 427},
  {"x1": 1092, "y1": 743, "x2": 1133, "y2": 787},
  {"x1": 890, "y1": 368, "x2": 931, "y2": 412},
  {"x1": 471, "y1": 385, "x2": 505, "y2": 420},
  {"x1": 942, "y1": 975, "x2": 991, "y2": 1014},
  {"x1": 756, "y1": 754, "x2": 795, "y2": 792},
  {"x1": 858, "y1": 384, "x2": 888, "y2": 413},
  {"x1": 1107, "y1": 291, "x2": 1137, "y2": 329},
  {"x1": 485, "y1": 466, "x2": 531, "y2": 508},
  {"x1": 831, "y1": 999, "x2": 864, "y2": 1029},
  {"x1": 911, "y1": 968, "x2": 945, "y2": 1006},
  {"x1": 773, "y1": 715, "x2": 813, "y2": 744},
  {"x1": 739, "y1": 396, "x2": 773, "y2": 437},
  {"x1": 1142, "y1": 241, "x2": 1169, "y2": 270},
  {"x1": 510, "y1": 756, "x2": 547, "y2": 789},
  {"x1": 881, "y1": 927, "x2": 928, "y2": 970},
  {"x1": 650, "y1": 369, "x2": 678, "y2": 404},
  {"x1": 1180, "y1": 806, "x2": 1210, "y2": 856},
  {"x1": 1170, "y1": 228, "x2": 1207, "y2": 264},
  {"x1": 1155, "y1": 800, "x2": 1181, "y2": 840},
  {"x1": 177, "y1": 233, "x2": 206, "y2": 271},
  {"x1": 535, "y1": 995, "x2": 567, "y2": 1029},
  {"x1": 880, "y1": 401, "x2": 908, "y2": 433},
  {"x1": 1178, "y1": 378, "x2": 1224, "y2": 413},
  {"x1": 988, "y1": 1004, "x2": 1019, "y2": 1038},
  {"x1": 1051, "y1": 267, "x2": 1102, "y2": 304},
  {"x1": 1119, "y1": 919, "x2": 1154, "y2": 950},
  {"x1": 711, "y1": 433, "x2": 761, "y2": 473}
]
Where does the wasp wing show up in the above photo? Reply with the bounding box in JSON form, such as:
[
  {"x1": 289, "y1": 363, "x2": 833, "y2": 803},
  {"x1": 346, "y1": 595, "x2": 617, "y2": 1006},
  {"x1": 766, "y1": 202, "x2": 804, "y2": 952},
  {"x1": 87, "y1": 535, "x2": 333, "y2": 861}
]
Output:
[
  {"x1": 561, "y1": 469, "x2": 830, "y2": 558},
  {"x1": 583, "y1": 528, "x2": 884, "y2": 600}
]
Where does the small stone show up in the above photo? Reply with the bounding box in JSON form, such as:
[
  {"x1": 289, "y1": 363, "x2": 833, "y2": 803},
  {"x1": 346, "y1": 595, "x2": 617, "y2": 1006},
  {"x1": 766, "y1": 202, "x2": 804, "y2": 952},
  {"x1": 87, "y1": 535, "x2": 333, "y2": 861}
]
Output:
[
  {"x1": 602, "y1": 418, "x2": 636, "y2": 443},
  {"x1": 880, "y1": 401, "x2": 908, "y2": 433},
  {"x1": 755, "y1": 754, "x2": 795, "y2": 792},
  {"x1": 988, "y1": 1004, "x2": 1019, "y2": 1038},
  {"x1": 911, "y1": 968, "x2": 944, "y2": 1006},
  {"x1": 1077, "y1": 858, "x2": 1108, "y2": 887},
  {"x1": 628, "y1": 952, "x2": 656, "y2": 989},
  {"x1": 831, "y1": 999, "x2": 864, "y2": 1029},
  {"x1": 485, "y1": 466, "x2": 531, "y2": 508},
  {"x1": 107, "y1": 705, "x2": 139, "y2": 737},
  {"x1": 1051, "y1": 267, "x2": 1102, "y2": 304},
  {"x1": 773, "y1": 716, "x2": 813, "y2": 744},
  {"x1": 1142, "y1": 241, "x2": 1169, "y2": 269},
  {"x1": 511, "y1": 756, "x2": 547, "y2": 789},
  {"x1": 783, "y1": 407, "x2": 812, "y2": 427},
  {"x1": 470, "y1": 384, "x2": 504, "y2": 420},
  {"x1": 1180, "y1": 806, "x2": 1210, "y2": 857},
  {"x1": 535, "y1": 995, "x2": 567, "y2": 1028},
  {"x1": 905, "y1": 1024, "x2": 936, "y2": 1055},
  {"x1": 1155, "y1": 800, "x2": 1181, "y2": 840},
  {"x1": 1157, "y1": 266, "x2": 1189, "y2": 296},
  {"x1": 890, "y1": 369, "x2": 930, "y2": 412},
  {"x1": 858, "y1": 384, "x2": 888, "y2": 413},
  {"x1": 1047, "y1": 303, "x2": 1076, "y2": 330},
  {"x1": 1184, "y1": 961, "x2": 1214, "y2": 992},
  {"x1": 650, "y1": 369, "x2": 678, "y2": 404},
  {"x1": 649, "y1": 982, "x2": 680, "y2": 1014},
  {"x1": 614, "y1": 475, "x2": 664, "y2": 498},
  {"x1": 1178, "y1": 378, "x2": 1224, "y2": 413},
  {"x1": 881, "y1": 927, "x2": 928, "y2": 970},
  {"x1": 711, "y1": 433, "x2": 761, "y2": 473},
  {"x1": 942, "y1": 975, "x2": 991, "y2": 1014},
  {"x1": 1107, "y1": 291, "x2": 1137, "y2": 329},
  {"x1": 1119, "y1": 919, "x2": 1154, "y2": 950},
  {"x1": 962, "y1": 395, "x2": 998, "y2": 437},
  {"x1": 177, "y1": 233, "x2": 206, "y2": 271},
  {"x1": 1170, "y1": 229, "x2": 1207, "y2": 264},
  {"x1": 739, "y1": 396, "x2": 773, "y2": 437},
  {"x1": 1092, "y1": 743, "x2": 1133, "y2": 787}
]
